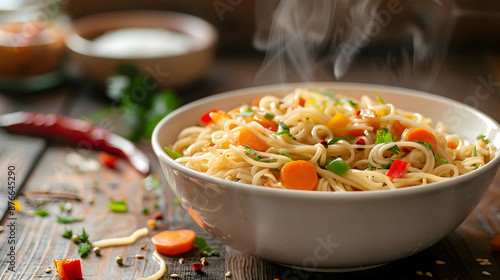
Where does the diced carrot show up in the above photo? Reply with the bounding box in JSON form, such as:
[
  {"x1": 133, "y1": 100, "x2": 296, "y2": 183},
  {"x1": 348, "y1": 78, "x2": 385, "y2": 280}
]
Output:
[
  {"x1": 151, "y1": 229, "x2": 196, "y2": 255},
  {"x1": 252, "y1": 114, "x2": 279, "y2": 132},
  {"x1": 97, "y1": 152, "x2": 118, "y2": 168},
  {"x1": 447, "y1": 141, "x2": 459, "y2": 149},
  {"x1": 53, "y1": 259, "x2": 82, "y2": 280},
  {"x1": 280, "y1": 160, "x2": 318, "y2": 191},
  {"x1": 391, "y1": 120, "x2": 407, "y2": 139},
  {"x1": 345, "y1": 128, "x2": 365, "y2": 138},
  {"x1": 327, "y1": 113, "x2": 351, "y2": 130},
  {"x1": 299, "y1": 97, "x2": 306, "y2": 107},
  {"x1": 490, "y1": 234, "x2": 500, "y2": 251},
  {"x1": 251, "y1": 97, "x2": 262, "y2": 107},
  {"x1": 229, "y1": 127, "x2": 269, "y2": 152},
  {"x1": 405, "y1": 128, "x2": 437, "y2": 151}
]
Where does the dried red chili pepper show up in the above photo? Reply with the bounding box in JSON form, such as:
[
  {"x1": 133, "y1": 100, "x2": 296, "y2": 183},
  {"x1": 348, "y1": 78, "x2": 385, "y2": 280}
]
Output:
[
  {"x1": 192, "y1": 262, "x2": 204, "y2": 272},
  {"x1": 0, "y1": 111, "x2": 150, "y2": 175}
]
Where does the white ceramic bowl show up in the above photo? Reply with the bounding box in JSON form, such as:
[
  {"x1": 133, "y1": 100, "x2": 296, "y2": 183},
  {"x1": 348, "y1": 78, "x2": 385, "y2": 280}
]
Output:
[
  {"x1": 151, "y1": 82, "x2": 500, "y2": 271},
  {"x1": 65, "y1": 10, "x2": 217, "y2": 89}
]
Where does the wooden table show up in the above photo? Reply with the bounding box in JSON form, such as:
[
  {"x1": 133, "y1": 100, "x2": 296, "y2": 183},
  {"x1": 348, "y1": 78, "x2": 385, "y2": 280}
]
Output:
[{"x1": 1, "y1": 50, "x2": 500, "y2": 280}]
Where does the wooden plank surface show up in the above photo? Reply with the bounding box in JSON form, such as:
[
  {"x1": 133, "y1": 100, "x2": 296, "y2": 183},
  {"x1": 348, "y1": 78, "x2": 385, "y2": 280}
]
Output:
[{"x1": 1, "y1": 51, "x2": 500, "y2": 280}]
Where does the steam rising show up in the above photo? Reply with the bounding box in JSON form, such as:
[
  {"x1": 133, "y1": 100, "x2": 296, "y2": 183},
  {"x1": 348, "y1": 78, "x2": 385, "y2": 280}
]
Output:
[{"x1": 253, "y1": 0, "x2": 457, "y2": 91}]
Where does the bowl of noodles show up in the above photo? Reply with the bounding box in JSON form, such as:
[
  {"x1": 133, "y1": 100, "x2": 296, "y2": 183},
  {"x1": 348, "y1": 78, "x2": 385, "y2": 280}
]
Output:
[{"x1": 151, "y1": 82, "x2": 500, "y2": 270}]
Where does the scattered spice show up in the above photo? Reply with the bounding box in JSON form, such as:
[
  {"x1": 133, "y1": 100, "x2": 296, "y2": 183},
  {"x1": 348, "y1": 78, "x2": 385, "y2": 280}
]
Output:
[
  {"x1": 416, "y1": 271, "x2": 424, "y2": 276},
  {"x1": 170, "y1": 274, "x2": 179, "y2": 278},
  {"x1": 435, "y1": 260, "x2": 446, "y2": 265},
  {"x1": 116, "y1": 256, "x2": 123, "y2": 265},
  {"x1": 140, "y1": 244, "x2": 147, "y2": 250},
  {"x1": 200, "y1": 257, "x2": 207, "y2": 266},
  {"x1": 178, "y1": 258, "x2": 185, "y2": 264},
  {"x1": 225, "y1": 271, "x2": 232, "y2": 277},
  {"x1": 425, "y1": 272, "x2": 433, "y2": 277},
  {"x1": 482, "y1": 271, "x2": 492, "y2": 276},
  {"x1": 45, "y1": 267, "x2": 52, "y2": 273},
  {"x1": 93, "y1": 247, "x2": 101, "y2": 256},
  {"x1": 192, "y1": 262, "x2": 203, "y2": 272}
]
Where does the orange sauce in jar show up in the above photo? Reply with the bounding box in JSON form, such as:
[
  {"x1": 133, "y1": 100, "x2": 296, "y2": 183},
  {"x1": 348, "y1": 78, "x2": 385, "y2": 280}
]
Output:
[{"x1": 0, "y1": 21, "x2": 65, "y2": 77}]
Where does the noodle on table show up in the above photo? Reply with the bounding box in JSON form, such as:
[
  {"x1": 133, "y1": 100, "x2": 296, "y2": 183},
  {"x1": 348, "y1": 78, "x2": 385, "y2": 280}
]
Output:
[{"x1": 168, "y1": 88, "x2": 497, "y2": 191}]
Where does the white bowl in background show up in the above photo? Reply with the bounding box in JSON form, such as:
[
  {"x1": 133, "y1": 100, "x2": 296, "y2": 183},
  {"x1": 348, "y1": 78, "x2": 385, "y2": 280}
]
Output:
[{"x1": 152, "y1": 82, "x2": 500, "y2": 271}]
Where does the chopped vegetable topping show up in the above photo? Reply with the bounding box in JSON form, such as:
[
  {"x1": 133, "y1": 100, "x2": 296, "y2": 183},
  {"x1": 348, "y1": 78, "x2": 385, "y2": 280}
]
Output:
[
  {"x1": 386, "y1": 160, "x2": 410, "y2": 178},
  {"x1": 325, "y1": 158, "x2": 351, "y2": 176},
  {"x1": 414, "y1": 141, "x2": 449, "y2": 164},
  {"x1": 280, "y1": 160, "x2": 318, "y2": 190},
  {"x1": 164, "y1": 147, "x2": 183, "y2": 159},
  {"x1": 200, "y1": 109, "x2": 218, "y2": 126},
  {"x1": 36, "y1": 209, "x2": 49, "y2": 217},
  {"x1": 109, "y1": 200, "x2": 127, "y2": 212},
  {"x1": 276, "y1": 121, "x2": 296, "y2": 140},
  {"x1": 151, "y1": 229, "x2": 196, "y2": 255},
  {"x1": 244, "y1": 145, "x2": 261, "y2": 161},
  {"x1": 62, "y1": 228, "x2": 73, "y2": 239},
  {"x1": 387, "y1": 145, "x2": 400, "y2": 155},
  {"x1": 192, "y1": 262, "x2": 204, "y2": 272},
  {"x1": 194, "y1": 236, "x2": 220, "y2": 257},
  {"x1": 327, "y1": 112, "x2": 351, "y2": 129},
  {"x1": 53, "y1": 259, "x2": 82, "y2": 280},
  {"x1": 375, "y1": 127, "x2": 393, "y2": 144},
  {"x1": 328, "y1": 134, "x2": 355, "y2": 145},
  {"x1": 56, "y1": 216, "x2": 84, "y2": 224},
  {"x1": 374, "y1": 91, "x2": 386, "y2": 104}
]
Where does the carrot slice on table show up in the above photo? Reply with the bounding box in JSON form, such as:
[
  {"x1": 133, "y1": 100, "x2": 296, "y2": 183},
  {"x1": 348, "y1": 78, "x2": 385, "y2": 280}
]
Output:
[
  {"x1": 280, "y1": 160, "x2": 318, "y2": 191},
  {"x1": 151, "y1": 229, "x2": 196, "y2": 255},
  {"x1": 405, "y1": 127, "x2": 438, "y2": 151},
  {"x1": 229, "y1": 127, "x2": 269, "y2": 152},
  {"x1": 53, "y1": 259, "x2": 82, "y2": 280}
]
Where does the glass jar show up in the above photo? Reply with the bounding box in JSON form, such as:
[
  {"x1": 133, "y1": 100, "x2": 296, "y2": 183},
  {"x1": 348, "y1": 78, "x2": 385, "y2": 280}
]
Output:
[{"x1": 0, "y1": 0, "x2": 68, "y2": 92}]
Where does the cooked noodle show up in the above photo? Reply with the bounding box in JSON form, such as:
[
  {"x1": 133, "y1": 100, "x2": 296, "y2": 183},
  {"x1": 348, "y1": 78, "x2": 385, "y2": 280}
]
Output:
[{"x1": 168, "y1": 88, "x2": 497, "y2": 191}]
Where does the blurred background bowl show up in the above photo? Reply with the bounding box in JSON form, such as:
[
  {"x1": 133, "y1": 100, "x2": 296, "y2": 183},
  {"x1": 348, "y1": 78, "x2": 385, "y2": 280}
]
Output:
[
  {"x1": 152, "y1": 82, "x2": 500, "y2": 271},
  {"x1": 65, "y1": 10, "x2": 218, "y2": 89}
]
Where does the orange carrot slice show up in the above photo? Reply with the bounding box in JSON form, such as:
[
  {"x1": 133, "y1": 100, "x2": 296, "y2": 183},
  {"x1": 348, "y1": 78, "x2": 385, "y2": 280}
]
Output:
[
  {"x1": 405, "y1": 128, "x2": 437, "y2": 151},
  {"x1": 252, "y1": 114, "x2": 279, "y2": 132},
  {"x1": 447, "y1": 141, "x2": 459, "y2": 149},
  {"x1": 280, "y1": 160, "x2": 318, "y2": 191},
  {"x1": 229, "y1": 127, "x2": 269, "y2": 152},
  {"x1": 151, "y1": 229, "x2": 196, "y2": 255}
]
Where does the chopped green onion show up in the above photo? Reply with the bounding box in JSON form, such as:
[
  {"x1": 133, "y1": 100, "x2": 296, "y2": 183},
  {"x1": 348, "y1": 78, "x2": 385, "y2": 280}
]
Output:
[
  {"x1": 36, "y1": 209, "x2": 49, "y2": 217},
  {"x1": 413, "y1": 141, "x2": 449, "y2": 164},
  {"x1": 142, "y1": 206, "x2": 149, "y2": 214},
  {"x1": 328, "y1": 134, "x2": 355, "y2": 145},
  {"x1": 325, "y1": 158, "x2": 351, "y2": 176},
  {"x1": 374, "y1": 91, "x2": 386, "y2": 104},
  {"x1": 109, "y1": 200, "x2": 127, "y2": 212},
  {"x1": 264, "y1": 112, "x2": 275, "y2": 120},
  {"x1": 477, "y1": 134, "x2": 489, "y2": 144},
  {"x1": 62, "y1": 228, "x2": 73, "y2": 238},
  {"x1": 244, "y1": 145, "x2": 261, "y2": 161},
  {"x1": 57, "y1": 216, "x2": 84, "y2": 224},
  {"x1": 277, "y1": 121, "x2": 297, "y2": 140},
  {"x1": 164, "y1": 147, "x2": 182, "y2": 159}
]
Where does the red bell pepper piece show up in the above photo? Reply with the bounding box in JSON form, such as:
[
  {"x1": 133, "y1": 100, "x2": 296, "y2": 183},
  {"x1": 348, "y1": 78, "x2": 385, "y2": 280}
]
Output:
[
  {"x1": 53, "y1": 259, "x2": 82, "y2": 280},
  {"x1": 386, "y1": 159, "x2": 410, "y2": 178},
  {"x1": 200, "y1": 109, "x2": 218, "y2": 126},
  {"x1": 97, "y1": 152, "x2": 118, "y2": 168}
]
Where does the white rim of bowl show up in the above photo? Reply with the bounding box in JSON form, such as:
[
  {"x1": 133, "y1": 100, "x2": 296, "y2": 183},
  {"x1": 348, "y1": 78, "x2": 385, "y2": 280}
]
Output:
[
  {"x1": 152, "y1": 82, "x2": 500, "y2": 200},
  {"x1": 65, "y1": 10, "x2": 218, "y2": 59}
]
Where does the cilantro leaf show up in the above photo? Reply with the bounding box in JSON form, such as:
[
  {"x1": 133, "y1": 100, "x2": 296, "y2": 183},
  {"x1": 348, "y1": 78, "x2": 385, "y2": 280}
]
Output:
[
  {"x1": 78, "y1": 242, "x2": 92, "y2": 257},
  {"x1": 387, "y1": 145, "x2": 400, "y2": 155},
  {"x1": 164, "y1": 147, "x2": 183, "y2": 159},
  {"x1": 413, "y1": 141, "x2": 449, "y2": 164},
  {"x1": 328, "y1": 134, "x2": 355, "y2": 145},
  {"x1": 375, "y1": 127, "x2": 393, "y2": 144},
  {"x1": 381, "y1": 159, "x2": 395, "y2": 169}
]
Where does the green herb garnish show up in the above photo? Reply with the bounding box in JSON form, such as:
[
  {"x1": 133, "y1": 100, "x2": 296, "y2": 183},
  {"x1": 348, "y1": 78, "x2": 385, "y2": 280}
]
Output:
[
  {"x1": 264, "y1": 112, "x2": 275, "y2": 120},
  {"x1": 142, "y1": 206, "x2": 149, "y2": 215},
  {"x1": 375, "y1": 127, "x2": 392, "y2": 144},
  {"x1": 335, "y1": 98, "x2": 358, "y2": 106},
  {"x1": 164, "y1": 147, "x2": 183, "y2": 159},
  {"x1": 36, "y1": 209, "x2": 49, "y2": 217},
  {"x1": 78, "y1": 242, "x2": 92, "y2": 257},
  {"x1": 57, "y1": 216, "x2": 84, "y2": 224},
  {"x1": 173, "y1": 198, "x2": 181, "y2": 206},
  {"x1": 413, "y1": 141, "x2": 449, "y2": 164},
  {"x1": 276, "y1": 121, "x2": 297, "y2": 140},
  {"x1": 381, "y1": 159, "x2": 395, "y2": 169},
  {"x1": 367, "y1": 162, "x2": 375, "y2": 171},
  {"x1": 276, "y1": 152, "x2": 292, "y2": 159},
  {"x1": 193, "y1": 236, "x2": 220, "y2": 257},
  {"x1": 477, "y1": 134, "x2": 489, "y2": 144},
  {"x1": 109, "y1": 200, "x2": 127, "y2": 212},
  {"x1": 327, "y1": 134, "x2": 355, "y2": 145},
  {"x1": 325, "y1": 158, "x2": 351, "y2": 176},
  {"x1": 244, "y1": 145, "x2": 261, "y2": 161},
  {"x1": 374, "y1": 91, "x2": 386, "y2": 104},
  {"x1": 387, "y1": 145, "x2": 400, "y2": 155},
  {"x1": 62, "y1": 228, "x2": 73, "y2": 238}
]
